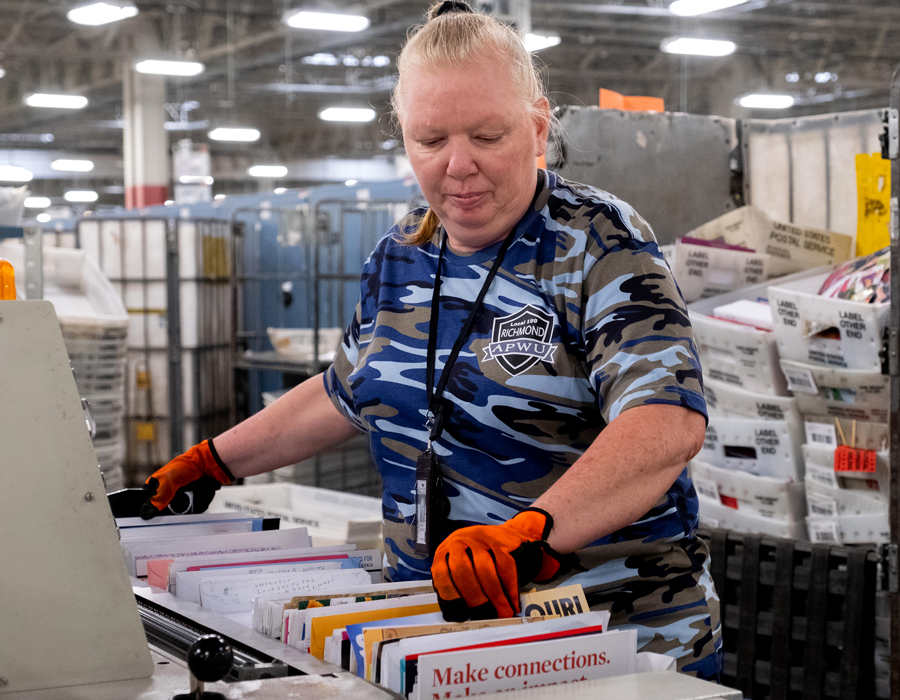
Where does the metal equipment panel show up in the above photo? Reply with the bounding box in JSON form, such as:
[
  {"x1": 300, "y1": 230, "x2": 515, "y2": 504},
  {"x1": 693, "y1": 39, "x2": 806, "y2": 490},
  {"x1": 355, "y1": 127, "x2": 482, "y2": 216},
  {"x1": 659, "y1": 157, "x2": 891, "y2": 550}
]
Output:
[
  {"x1": 743, "y1": 110, "x2": 885, "y2": 236},
  {"x1": 546, "y1": 106, "x2": 739, "y2": 245},
  {"x1": 0, "y1": 300, "x2": 153, "y2": 693}
]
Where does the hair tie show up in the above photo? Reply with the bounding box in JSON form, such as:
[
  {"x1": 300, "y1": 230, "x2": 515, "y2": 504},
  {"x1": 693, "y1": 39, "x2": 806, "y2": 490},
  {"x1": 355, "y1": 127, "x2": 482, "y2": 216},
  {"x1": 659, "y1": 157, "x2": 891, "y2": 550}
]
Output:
[{"x1": 432, "y1": 0, "x2": 474, "y2": 18}]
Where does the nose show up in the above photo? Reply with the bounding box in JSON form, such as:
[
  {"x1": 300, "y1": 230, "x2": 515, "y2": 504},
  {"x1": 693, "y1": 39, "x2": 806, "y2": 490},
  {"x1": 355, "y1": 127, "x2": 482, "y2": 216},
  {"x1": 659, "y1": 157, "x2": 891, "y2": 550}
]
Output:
[{"x1": 445, "y1": 139, "x2": 478, "y2": 180}]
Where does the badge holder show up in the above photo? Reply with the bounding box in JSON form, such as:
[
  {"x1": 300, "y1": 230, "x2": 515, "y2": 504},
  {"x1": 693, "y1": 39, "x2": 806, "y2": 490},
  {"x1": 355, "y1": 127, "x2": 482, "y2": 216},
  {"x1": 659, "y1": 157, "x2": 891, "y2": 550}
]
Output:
[
  {"x1": 414, "y1": 228, "x2": 515, "y2": 559},
  {"x1": 414, "y1": 400, "x2": 451, "y2": 557}
]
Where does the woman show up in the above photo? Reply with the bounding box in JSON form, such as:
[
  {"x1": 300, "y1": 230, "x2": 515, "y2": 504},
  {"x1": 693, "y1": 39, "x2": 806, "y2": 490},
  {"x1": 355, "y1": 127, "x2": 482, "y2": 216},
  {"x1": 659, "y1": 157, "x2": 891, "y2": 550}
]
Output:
[{"x1": 142, "y1": 0, "x2": 721, "y2": 681}]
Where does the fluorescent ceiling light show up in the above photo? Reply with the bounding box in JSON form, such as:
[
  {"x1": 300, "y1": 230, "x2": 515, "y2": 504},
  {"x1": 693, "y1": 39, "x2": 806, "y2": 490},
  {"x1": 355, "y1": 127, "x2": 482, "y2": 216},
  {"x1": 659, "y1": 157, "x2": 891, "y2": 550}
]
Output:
[
  {"x1": 68, "y1": 1, "x2": 138, "y2": 26},
  {"x1": 522, "y1": 33, "x2": 561, "y2": 52},
  {"x1": 274, "y1": 188, "x2": 287, "y2": 194},
  {"x1": 739, "y1": 94, "x2": 794, "y2": 109},
  {"x1": 319, "y1": 107, "x2": 376, "y2": 122},
  {"x1": 51, "y1": 158, "x2": 94, "y2": 172},
  {"x1": 24, "y1": 197, "x2": 52, "y2": 208},
  {"x1": 36, "y1": 213, "x2": 52, "y2": 223},
  {"x1": 25, "y1": 93, "x2": 88, "y2": 109},
  {"x1": 669, "y1": 0, "x2": 749, "y2": 16},
  {"x1": 284, "y1": 10, "x2": 369, "y2": 31},
  {"x1": 164, "y1": 120, "x2": 209, "y2": 131},
  {"x1": 135, "y1": 60, "x2": 205, "y2": 77},
  {"x1": 214, "y1": 194, "x2": 226, "y2": 200},
  {"x1": 302, "y1": 53, "x2": 341, "y2": 66},
  {"x1": 660, "y1": 37, "x2": 736, "y2": 56},
  {"x1": 178, "y1": 175, "x2": 214, "y2": 185},
  {"x1": 345, "y1": 180, "x2": 358, "y2": 187},
  {"x1": 208, "y1": 127, "x2": 261, "y2": 142},
  {"x1": 64, "y1": 190, "x2": 99, "y2": 203},
  {"x1": 0, "y1": 67, "x2": 5, "y2": 79},
  {"x1": 248, "y1": 165, "x2": 288, "y2": 178},
  {"x1": 0, "y1": 165, "x2": 33, "y2": 182}
]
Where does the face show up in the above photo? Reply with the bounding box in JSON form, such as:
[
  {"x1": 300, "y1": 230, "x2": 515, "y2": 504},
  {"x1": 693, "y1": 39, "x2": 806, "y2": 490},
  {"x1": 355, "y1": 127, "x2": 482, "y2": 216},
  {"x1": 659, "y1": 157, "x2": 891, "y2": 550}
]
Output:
[{"x1": 399, "y1": 51, "x2": 550, "y2": 252}]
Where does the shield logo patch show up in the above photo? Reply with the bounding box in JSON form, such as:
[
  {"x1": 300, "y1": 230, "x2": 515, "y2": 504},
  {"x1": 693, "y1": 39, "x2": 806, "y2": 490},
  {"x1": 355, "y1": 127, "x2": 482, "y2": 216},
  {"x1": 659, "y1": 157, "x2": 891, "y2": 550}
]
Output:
[{"x1": 482, "y1": 305, "x2": 556, "y2": 376}]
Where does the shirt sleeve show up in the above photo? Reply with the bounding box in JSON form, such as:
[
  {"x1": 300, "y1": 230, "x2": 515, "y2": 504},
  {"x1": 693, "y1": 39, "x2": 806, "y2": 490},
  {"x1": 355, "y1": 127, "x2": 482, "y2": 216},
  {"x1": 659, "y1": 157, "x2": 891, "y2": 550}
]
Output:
[
  {"x1": 323, "y1": 298, "x2": 366, "y2": 432},
  {"x1": 583, "y1": 215, "x2": 707, "y2": 425}
]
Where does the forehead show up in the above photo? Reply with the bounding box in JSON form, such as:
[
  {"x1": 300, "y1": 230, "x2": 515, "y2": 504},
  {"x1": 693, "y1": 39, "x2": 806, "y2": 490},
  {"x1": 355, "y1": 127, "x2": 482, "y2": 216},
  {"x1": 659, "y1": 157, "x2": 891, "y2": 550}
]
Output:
[{"x1": 398, "y1": 54, "x2": 527, "y2": 128}]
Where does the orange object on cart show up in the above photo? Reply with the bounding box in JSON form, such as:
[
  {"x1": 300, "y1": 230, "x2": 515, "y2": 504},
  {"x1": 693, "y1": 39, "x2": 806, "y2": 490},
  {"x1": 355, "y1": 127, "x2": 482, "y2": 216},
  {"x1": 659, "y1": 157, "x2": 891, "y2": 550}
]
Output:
[
  {"x1": 833, "y1": 445, "x2": 877, "y2": 473},
  {"x1": 0, "y1": 259, "x2": 15, "y2": 300},
  {"x1": 599, "y1": 88, "x2": 664, "y2": 112}
]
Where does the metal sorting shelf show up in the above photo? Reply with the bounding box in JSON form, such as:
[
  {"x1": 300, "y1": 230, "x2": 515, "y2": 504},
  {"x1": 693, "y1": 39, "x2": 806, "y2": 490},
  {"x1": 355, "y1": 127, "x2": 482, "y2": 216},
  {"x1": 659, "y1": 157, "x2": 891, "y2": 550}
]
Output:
[
  {"x1": 229, "y1": 199, "x2": 418, "y2": 498},
  {"x1": 74, "y1": 216, "x2": 234, "y2": 483}
]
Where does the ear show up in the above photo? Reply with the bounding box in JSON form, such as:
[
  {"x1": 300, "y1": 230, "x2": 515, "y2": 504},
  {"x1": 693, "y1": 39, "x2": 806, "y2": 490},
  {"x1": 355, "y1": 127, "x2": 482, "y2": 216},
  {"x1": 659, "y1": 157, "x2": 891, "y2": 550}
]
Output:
[{"x1": 532, "y1": 97, "x2": 551, "y2": 158}]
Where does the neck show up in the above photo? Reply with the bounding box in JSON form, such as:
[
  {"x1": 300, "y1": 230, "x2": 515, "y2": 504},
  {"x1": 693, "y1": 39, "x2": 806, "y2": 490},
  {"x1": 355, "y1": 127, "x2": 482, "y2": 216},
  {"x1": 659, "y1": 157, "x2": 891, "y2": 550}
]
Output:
[{"x1": 445, "y1": 230, "x2": 510, "y2": 253}]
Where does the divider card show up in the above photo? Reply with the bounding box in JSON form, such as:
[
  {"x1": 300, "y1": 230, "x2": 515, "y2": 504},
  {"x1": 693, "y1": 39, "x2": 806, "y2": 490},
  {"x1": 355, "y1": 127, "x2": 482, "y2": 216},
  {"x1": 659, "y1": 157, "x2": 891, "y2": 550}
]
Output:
[
  {"x1": 116, "y1": 511, "x2": 270, "y2": 530},
  {"x1": 116, "y1": 512, "x2": 275, "y2": 543},
  {"x1": 304, "y1": 594, "x2": 441, "y2": 658},
  {"x1": 156, "y1": 543, "x2": 361, "y2": 590},
  {"x1": 175, "y1": 559, "x2": 349, "y2": 604},
  {"x1": 388, "y1": 611, "x2": 611, "y2": 696},
  {"x1": 198, "y1": 568, "x2": 373, "y2": 614},
  {"x1": 349, "y1": 615, "x2": 544, "y2": 681},
  {"x1": 345, "y1": 612, "x2": 447, "y2": 678},
  {"x1": 412, "y1": 628, "x2": 638, "y2": 699},
  {"x1": 125, "y1": 527, "x2": 312, "y2": 576},
  {"x1": 272, "y1": 581, "x2": 435, "y2": 644}
]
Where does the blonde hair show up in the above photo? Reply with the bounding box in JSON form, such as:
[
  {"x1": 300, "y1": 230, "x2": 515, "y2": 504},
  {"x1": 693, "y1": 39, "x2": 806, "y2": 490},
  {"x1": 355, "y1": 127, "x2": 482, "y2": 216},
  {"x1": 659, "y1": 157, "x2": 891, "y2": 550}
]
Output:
[{"x1": 393, "y1": 1, "x2": 550, "y2": 246}]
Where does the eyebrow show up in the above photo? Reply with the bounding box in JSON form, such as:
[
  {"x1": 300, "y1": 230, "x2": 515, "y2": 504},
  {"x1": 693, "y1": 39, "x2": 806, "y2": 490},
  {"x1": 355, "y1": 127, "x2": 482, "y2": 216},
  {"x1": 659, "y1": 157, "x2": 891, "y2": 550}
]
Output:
[{"x1": 407, "y1": 115, "x2": 513, "y2": 135}]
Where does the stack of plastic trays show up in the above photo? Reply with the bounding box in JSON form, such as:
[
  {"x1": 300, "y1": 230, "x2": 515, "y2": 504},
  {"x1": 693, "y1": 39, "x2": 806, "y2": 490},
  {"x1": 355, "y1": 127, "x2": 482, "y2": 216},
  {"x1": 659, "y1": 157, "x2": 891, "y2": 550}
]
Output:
[
  {"x1": 0, "y1": 244, "x2": 130, "y2": 492},
  {"x1": 63, "y1": 323, "x2": 128, "y2": 492}
]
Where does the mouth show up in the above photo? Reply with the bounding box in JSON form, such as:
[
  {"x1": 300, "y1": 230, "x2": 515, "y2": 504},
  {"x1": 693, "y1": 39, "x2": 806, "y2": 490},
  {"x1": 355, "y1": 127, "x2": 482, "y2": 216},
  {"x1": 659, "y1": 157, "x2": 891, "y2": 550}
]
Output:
[{"x1": 448, "y1": 192, "x2": 486, "y2": 206}]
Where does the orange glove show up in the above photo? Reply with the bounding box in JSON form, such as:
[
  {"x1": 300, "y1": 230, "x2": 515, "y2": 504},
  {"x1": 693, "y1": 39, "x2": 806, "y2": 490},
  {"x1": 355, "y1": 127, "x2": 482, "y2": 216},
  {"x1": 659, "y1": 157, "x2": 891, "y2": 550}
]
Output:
[
  {"x1": 140, "y1": 439, "x2": 233, "y2": 519},
  {"x1": 431, "y1": 508, "x2": 579, "y2": 622}
]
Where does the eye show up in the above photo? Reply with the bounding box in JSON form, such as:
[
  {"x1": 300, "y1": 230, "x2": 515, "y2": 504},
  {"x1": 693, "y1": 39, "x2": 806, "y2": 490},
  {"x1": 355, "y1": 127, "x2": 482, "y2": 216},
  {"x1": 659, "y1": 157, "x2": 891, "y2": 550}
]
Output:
[
  {"x1": 477, "y1": 135, "x2": 502, "y2": 143},
  {"x1": 418, "y1": 138, "x2": 444, "y2": 148}
]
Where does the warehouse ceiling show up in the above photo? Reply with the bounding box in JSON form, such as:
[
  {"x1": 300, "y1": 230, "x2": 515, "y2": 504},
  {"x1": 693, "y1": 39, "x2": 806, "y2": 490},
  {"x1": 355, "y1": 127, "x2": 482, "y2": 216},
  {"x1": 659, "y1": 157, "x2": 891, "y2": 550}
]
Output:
[{"x1": 0, "y1": 0, "x2": 899, "y2": 203}]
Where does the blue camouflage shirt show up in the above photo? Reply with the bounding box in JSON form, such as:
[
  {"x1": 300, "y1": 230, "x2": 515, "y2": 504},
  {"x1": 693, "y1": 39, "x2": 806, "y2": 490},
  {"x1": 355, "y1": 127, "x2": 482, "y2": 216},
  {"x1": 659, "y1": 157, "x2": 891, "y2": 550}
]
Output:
[{"x1": 325, "y1": 169, "x2": 708, "y2": 587}]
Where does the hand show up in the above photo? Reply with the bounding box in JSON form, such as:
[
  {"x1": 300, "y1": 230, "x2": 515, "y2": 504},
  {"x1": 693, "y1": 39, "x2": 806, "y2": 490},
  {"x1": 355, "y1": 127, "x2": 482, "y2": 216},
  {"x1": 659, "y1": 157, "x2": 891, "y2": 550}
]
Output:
[
  {"x1": 431, "y1": 508, "x2": 579, "y2": 622},
  {"x1": 140, "y1": 439, "x2": 233, "y2": 519}
]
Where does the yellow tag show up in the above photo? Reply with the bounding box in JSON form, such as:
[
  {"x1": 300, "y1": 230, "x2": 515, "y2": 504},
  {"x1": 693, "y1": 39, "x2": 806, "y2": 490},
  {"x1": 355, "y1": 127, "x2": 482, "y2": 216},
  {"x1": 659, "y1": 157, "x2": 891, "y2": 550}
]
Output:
[
  {"x1": 136, "y1": 370, "x2": 150, "y2": 390},
  {"x1": 519, "y1": 583, "x2": 589, "y2": 619},
  {"x1": 135, "y1": 422, "x2": 155, "y2": 441},
  {"x1": 856, "y1": 152, "x2": 891, "y2": 256}
]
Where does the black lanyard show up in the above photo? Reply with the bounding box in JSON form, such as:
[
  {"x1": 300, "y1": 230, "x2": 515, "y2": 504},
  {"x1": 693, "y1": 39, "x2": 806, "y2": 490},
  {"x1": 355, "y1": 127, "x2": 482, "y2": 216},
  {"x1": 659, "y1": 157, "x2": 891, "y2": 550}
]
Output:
[{"x1": 424, "y1": 227, "x2": 516, "y2": 444}]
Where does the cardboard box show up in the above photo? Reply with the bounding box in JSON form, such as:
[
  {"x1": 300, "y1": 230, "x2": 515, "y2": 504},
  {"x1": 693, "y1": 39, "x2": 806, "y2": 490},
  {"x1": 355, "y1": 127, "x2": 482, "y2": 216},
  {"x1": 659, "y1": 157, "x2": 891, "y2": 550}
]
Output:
[
  {"x1": 688, "y1": 268, "x2": 830, "y2": 395},
  {"x1": 267, "y1": 327, "x2": 344, "y2": 361},
  {"x1": 685, "y1": 205, "x2": 854, "y2": 278},
  {"x1": 697, "y1": 493, "x2": 807, "y2": 539},
  {"x1": 690, "y1": 458, "x2": 806, "y2": 521},
  {"x1": 668, "y1": 239, "x2": 769, "y2": 303},
  {"x1": 704, "y1": 377, "x2": 802, "y2": 430},
  {"x1": 209, "y1": 482, "x2": 383, "y2": 550},
  {"x1": 802, "y1": 443, "x2": 889, "y2": 495},
  {"x1": 700, "y1": 415, "x2": 803, "y2": 480},
  {"x1": 805, "y1": 479, "x2": 886, "y2": 519},
  {"x1": 768, "y1": 271, "x2": 888, "y2": 371},
  {"x1": 807, "y1": 512, "x2": 889, "y2": 545},
  {"x1": 779, "y1": 359, "x2": 888, "y2": 423}
]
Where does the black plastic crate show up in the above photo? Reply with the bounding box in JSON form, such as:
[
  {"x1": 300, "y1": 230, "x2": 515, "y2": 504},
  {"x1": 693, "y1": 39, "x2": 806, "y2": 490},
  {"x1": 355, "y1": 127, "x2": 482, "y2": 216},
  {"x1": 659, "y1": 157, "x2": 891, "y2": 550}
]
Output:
[{"x1": 700, "y1": 527, "x2": 877, "y2": 700}]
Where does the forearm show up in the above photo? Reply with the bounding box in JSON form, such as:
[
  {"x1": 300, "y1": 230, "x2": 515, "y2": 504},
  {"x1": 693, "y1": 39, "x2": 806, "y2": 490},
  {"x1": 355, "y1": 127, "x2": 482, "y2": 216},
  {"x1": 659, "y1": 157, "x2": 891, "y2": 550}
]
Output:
[
  {"x1": 533, "y1": 404, "x2": 706, "y2": 553},
  {"x1": 213, "y1": 373, "x2": 362, "y2": 478}
]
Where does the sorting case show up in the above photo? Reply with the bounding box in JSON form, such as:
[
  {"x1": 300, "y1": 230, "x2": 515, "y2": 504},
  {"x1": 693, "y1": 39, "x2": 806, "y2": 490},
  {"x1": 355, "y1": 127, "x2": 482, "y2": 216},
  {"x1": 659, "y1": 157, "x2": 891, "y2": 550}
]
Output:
[{"x1": 768, "y1": 270, "x2": 889, "y2": 371}]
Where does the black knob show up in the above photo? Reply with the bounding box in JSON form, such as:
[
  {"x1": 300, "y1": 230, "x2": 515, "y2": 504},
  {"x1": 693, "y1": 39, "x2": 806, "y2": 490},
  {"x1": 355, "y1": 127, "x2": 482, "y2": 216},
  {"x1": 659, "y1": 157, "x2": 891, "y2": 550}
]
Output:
[{"x1": 186, "y1": 635, "x2": 233, "y2": 683}]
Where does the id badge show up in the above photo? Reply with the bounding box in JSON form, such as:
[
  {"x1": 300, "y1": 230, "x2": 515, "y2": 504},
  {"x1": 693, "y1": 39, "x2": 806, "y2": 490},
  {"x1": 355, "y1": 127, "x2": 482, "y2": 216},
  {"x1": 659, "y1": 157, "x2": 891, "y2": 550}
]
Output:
[{"x1": 414, "y1": 449, "x2": 439, "y2": 557}]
